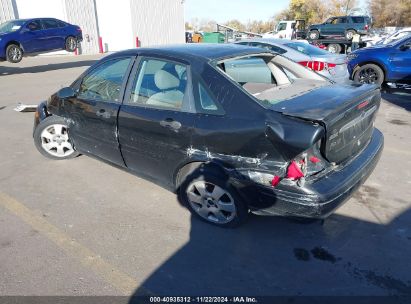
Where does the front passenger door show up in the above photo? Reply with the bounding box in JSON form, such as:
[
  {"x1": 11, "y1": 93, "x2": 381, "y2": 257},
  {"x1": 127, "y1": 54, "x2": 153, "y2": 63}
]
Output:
[
  {"x1": 389, "y1": 38, "x2": 411, "y2": 81},
  {"x1": 62, "y1": 57, "x2": 134, "y2": 166},
  {"x1": 20, "y1": 20, "x2": 44, "y2": 52}
]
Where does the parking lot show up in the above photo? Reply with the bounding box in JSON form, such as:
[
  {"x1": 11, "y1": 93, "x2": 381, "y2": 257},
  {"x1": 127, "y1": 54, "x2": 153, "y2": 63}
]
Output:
[{"x1": 0, "y1": 55, "x2": 411, "y2": 298}]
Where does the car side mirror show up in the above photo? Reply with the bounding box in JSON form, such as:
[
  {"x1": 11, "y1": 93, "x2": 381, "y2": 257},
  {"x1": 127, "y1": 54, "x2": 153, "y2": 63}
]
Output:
[
  {"x1": 399, "y1": 43, "x2": 411, "y2": 51},
  {"x1": 57, "y1": 87, "x2": 76, "y2": 99}
]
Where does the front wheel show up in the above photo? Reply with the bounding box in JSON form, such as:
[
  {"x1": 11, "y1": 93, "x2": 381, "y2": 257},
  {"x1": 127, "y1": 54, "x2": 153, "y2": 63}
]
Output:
[
  {"x1": 6, "y1": 44, "x2": 23, "y2": 63},
  {"x1": 179, "y1": 166, "x2": 248, "y2": 228},
  {"x1": 34, "y1": 116, "x2": 79, "y2": 160},
  {"x1": 65, "y1": 36, "x2": 77, "y2": 52},
  {"x1": 354, "y1": 64, "x2": 385, "y2": 86}
]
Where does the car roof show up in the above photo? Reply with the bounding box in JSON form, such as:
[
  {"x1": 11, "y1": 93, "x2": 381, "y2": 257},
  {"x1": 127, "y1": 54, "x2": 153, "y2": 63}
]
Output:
[{"x1": 109, "y1": 43, "x2": 271, "y2": 62}]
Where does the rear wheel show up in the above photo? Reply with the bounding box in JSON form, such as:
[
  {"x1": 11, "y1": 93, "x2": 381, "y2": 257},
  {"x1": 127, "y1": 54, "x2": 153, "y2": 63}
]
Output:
[
  {"x1": 345, "y1": 29, "x2": 356, "y2": 40},
  {"x1": 6, "y1": 44, "x2": 23, "y2": 63},
  {"x1": 65, "y1": 36, "x2": 77, "y2": 52},
  {"x1": 308, "y1": 30, "x2": 320, "y2": 40},
  {"x1": 179, "y1": 166, "x2": 248, "y2": 228},
  {"x1": 34, "y1": 116, "x2": 79, "y2": 160},
  {"x1": 354, "y1": 64, "x2": 385, "y2": 86},
  {"x1": 327, "y1": 43, "x2": 342, "y2": 53}
]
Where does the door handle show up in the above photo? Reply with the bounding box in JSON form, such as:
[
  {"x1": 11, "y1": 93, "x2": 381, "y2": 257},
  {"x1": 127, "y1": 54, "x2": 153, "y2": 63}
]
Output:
[
  {"x1": 160, "y1": 118, "x2": 182, "y2": 130},
  {"x1": 96, "y1": 108, "x2": 111, "y2": 119}
]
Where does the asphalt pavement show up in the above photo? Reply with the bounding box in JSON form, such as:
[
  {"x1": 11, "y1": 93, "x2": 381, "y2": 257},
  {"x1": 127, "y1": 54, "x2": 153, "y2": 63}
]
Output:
[{"x1": 0, "y1": 55, "x2": 410, "y2": 298}]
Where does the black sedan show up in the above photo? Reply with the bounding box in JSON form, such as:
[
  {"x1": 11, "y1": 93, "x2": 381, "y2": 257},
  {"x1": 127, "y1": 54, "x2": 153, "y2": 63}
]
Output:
[{"x1": 33, "y1": 44, "x2": 383, "y2": 227}]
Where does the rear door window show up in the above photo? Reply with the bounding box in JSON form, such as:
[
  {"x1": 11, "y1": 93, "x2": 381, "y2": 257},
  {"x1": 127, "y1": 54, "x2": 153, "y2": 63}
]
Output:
[
  {"x1": 129, "y1": 58, "x2": 188, "y2": 111},
  {"x1": 42, "y1": 19, "x2": 60, "y2": 29},
  {"x1": 351, "y1": 17, "x2": 365, "y2": 23}
]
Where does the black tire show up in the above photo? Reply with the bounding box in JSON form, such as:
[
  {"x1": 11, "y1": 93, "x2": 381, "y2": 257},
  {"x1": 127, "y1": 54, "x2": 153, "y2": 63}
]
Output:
[
  {"x1": 33, "y1": 115, "x2": 79, "y2": 160},
  {"x1": 327, "y1": 43, "x2": 342, "y2": 54},
  {"x1": 345, "y1": 29, "x2": 356, "y2": 40},
  {"x1": 353, "y1": 64, "x2": 385, "y2": 86},
  {"x1": 65, "y1": 36, "x2": 77, "y2": 52},
  {"x1": 179, "y1": 165, "x2": 248, "y2": 228},
  {"x1": 308, "y1": 30, "x2": 320, "y2": 40},
  {"x1": 6, "y1": 44, "x2": 23, "y2": 63}
]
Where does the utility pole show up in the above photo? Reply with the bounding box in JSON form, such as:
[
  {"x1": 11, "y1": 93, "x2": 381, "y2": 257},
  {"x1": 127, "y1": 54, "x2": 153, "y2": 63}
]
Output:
[{"x1": 345, "y1": 0, "x2": 351, "y2": 14}]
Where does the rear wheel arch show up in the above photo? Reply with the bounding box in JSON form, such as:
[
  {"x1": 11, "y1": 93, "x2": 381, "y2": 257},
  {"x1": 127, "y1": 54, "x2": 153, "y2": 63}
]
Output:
[{"x1": 174, "y1": 161, "x2": 228, "y2": 192}]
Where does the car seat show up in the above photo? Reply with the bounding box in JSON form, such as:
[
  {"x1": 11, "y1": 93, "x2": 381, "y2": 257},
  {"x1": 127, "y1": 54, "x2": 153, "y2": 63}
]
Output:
[{"x1": 146, "y1": 70, "x2": 184, "y2": 109}]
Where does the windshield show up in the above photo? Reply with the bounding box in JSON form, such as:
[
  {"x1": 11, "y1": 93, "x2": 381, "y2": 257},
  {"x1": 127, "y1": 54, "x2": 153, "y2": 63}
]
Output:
[
  {"x1": 0, "y1": 20, "x2": 25, "y2": 34},
  {"x1": 382, "y1": 31, "x2": 411, "y2": 45},
  {"x1": 284, "y1": 42, "x2": 329, "y2": 56},
  {"x1": 276, "y1": 22, "x2": 287, "y2": 32}
]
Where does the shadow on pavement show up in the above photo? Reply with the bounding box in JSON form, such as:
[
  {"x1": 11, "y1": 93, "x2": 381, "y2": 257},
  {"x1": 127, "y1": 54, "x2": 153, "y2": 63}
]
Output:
[
  {"x1": 382, "y1": 91, "x2": 411, "y2": 112},
  {"x1": 0, "y1": 59, "x2": 97, "y2": 75},
  {"x1": 128, "y1": 188, "x2": 411, "y2": 299}
]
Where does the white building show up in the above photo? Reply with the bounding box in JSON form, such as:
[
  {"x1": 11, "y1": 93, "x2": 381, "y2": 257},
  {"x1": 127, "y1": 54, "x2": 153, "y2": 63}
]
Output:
[{"x1": 0, "y1": 0, "x2": 185, "y2": 54}]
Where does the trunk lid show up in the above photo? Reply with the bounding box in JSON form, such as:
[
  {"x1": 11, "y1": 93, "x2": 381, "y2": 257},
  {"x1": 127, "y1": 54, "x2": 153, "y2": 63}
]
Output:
[{"x1": 270, "y1": 82, "x2": 381, "y2": 164}]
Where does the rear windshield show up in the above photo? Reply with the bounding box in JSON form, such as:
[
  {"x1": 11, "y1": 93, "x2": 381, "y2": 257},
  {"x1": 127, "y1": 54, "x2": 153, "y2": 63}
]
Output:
[
  {"x1": 284, "y1": 42, "x2": 329, "y2": 56},
  {"x1": 0, "y1": 20, "x2": 25, "y2": 34},
  {"x1": 217, "y1": 55, "x2": 327, "y2": 107}
]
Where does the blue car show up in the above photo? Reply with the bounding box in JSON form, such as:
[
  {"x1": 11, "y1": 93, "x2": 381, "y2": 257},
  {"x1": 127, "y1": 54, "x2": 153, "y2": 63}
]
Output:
[
  {"x1": 0, "y1": 18, "x2": 82, "y2": 63},
  {"x1": 348, "y1": 35, "x2": 411, "y2": 86}
]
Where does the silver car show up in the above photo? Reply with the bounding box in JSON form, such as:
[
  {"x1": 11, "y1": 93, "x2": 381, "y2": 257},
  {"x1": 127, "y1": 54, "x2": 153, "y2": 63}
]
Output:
[{"x1": 235, "y1": 38, "x2": 349, "y2": 83}]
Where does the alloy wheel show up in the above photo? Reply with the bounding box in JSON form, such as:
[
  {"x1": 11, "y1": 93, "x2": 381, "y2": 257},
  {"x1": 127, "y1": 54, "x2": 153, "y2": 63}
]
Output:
[
  {"x1": 67, "y1": 37, "x2": 77, "y2": 51},
  {"x1": 186, "y1": 181, "x2": 237, "y2": 224},
  {"x1": 8, "y1": 46, "x2": 22, "y2": 62},
  {"x1": 358, "y1": 68, "x2": 379, "y2": 84},
  {"x1": 40, "y1": 124, "x2": 75, "y2": 158}
]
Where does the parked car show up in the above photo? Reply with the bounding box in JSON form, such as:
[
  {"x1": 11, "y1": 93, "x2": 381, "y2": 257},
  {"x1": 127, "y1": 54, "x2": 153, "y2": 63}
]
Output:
[
  {"x1": 33, "y1": 44, "x2": 383, "y2": 227},
  {"x1": 375, "y1": 27, "x2": 411, "y2": 45},
  {"x1": 235, "y1": 38, "x2": 349, "y2": 83},
  {"x1": 308, "y1": 15, "x2": 371, "y2": 40},
  {"x1": 348, "y1": 35, "x2": 411, "y2": 86},
  {"x1": 0, "y1": 18, "x2": 82, "y2": 63}
]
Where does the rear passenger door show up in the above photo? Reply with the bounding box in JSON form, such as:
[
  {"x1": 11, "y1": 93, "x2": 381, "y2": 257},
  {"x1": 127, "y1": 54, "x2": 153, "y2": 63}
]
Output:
[
  {"x1": 40, "y1": 19, "x2": 65, "y2": 50},
  {"x1": 118, "y1": 57, "x2": 196, "y2": 186}
]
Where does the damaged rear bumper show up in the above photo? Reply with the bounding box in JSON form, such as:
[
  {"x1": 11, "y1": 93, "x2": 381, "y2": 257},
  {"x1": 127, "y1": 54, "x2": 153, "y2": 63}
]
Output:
[{"x1": 236, "y1": 128, "x2": 384, "y2": 218}]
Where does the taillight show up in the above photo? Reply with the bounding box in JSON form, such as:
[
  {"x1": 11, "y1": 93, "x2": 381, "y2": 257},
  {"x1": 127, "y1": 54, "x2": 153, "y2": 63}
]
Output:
[
  {"x1": 241, "y1": 141, "x2": 328, "y2": 188},
  {"x1": 364, "y1": 24, "x2": 369, "y2": 30},
  {"x1": 299, "y1": 61, "x2": 336, "y2": 72},
  {"x1": 77, "y1": 27, "x2": 82, "y2": 32}
]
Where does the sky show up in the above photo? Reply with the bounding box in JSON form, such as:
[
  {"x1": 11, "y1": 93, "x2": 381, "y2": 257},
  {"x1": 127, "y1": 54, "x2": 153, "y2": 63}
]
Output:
[
  {"x1": 184, "y1": 0, "x2": 290, "y2": 24},
  {"x1": 184, "y1": 0, "x2": 368, "y2": 24}
]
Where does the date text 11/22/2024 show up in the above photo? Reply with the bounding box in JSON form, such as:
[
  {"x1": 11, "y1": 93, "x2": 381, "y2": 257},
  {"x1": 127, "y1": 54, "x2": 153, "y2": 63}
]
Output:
[{"x1": 149, "y1": 296, "x2": 257, "y2": 303}]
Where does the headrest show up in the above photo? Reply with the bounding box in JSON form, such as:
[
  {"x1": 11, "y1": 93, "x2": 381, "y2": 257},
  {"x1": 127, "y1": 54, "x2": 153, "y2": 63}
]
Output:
[{"x1": 154, "y1": 70, "x2": 180, "y2": 90}]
